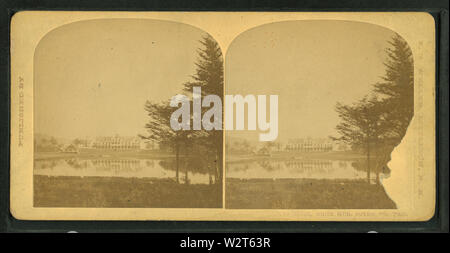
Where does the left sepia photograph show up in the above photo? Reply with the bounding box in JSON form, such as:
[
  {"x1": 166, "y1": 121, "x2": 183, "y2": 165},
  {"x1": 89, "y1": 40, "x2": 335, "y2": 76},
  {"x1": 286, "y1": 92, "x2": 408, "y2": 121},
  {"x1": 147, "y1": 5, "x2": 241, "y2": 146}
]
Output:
[{"x1": 33, "y1": 19, "x2": 224, "y2": 208}]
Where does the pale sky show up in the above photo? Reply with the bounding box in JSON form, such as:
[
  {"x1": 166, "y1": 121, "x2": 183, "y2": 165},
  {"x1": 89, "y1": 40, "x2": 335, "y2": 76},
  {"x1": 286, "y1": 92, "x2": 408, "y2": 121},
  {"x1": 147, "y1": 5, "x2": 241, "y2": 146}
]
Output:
[
  {"x1": 35, "y1": 19, "x2": 400, "y2": 142},
  {"x1": 225, "y1": 20, "x2": 398, "y2": 142},
  {"x1": 35, "y1": 19, "x2": 207, "y2": 139}
]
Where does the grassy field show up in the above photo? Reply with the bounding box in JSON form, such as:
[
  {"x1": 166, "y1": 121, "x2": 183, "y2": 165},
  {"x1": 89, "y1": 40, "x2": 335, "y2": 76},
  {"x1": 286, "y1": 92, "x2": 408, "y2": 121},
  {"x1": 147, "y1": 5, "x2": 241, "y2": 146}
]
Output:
[
  {"x1": 34, "y1": 175, "x2": 222, "y2": 208},
  {"x1": 226, "y1": 178, "x2": 396, "y2": 209}
]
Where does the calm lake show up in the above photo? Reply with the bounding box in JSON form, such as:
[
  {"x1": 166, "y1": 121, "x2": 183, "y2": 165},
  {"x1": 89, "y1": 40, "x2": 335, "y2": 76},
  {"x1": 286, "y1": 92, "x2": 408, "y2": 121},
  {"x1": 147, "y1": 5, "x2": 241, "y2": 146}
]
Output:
[
  {"x1": 34, "y1": 156, "x2": 222, "y2": 208},
  {"x1": 34, "y1": 156, "x2": 394, "y2": 209},
  {"x1": 225, "y1": 158, "x2": 395, "y2": 209},
  {"x1": 226, "y1": 159, "x2": 389, "y2": 182},
  {"x1": 34, "y1": 157, "x2": 216, "y2": 185}
]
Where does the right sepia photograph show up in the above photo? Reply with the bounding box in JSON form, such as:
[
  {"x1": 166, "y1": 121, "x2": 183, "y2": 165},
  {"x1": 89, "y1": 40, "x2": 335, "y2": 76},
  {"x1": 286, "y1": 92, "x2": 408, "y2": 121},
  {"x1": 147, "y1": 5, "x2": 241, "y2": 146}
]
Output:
[{"x1": 225, "y1": 20, "x2": 414, "y2": 209}]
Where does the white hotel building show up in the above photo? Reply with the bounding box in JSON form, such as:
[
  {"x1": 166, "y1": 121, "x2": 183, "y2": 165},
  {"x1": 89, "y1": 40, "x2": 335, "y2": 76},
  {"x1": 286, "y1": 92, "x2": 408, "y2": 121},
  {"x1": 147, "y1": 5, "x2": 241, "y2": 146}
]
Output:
[
  {"x1": 77, "y1": 135, "x2": 158, "y2": 152},
  {"x1": 285, "y1": 138, "x2": 349, "y2": 152}
]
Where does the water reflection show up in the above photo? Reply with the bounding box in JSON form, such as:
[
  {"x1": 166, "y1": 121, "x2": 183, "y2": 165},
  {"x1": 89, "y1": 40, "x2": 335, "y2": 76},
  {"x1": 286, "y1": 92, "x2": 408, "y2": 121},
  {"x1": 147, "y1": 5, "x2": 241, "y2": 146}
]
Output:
[
  {"x1": 226, "y1": 159, "x2": 395, "y2": 209},
  {"x1": 34, "y1": 158, "x2": 216, "y2": 185},
  {"x1": 227, "y1": 159, "x2": 389, "y2": 182}
]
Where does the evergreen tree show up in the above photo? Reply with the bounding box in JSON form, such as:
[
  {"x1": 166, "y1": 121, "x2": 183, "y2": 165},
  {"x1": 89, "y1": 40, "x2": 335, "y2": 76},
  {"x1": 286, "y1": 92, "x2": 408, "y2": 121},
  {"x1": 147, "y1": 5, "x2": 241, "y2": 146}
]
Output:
[
  {"x1": 183, "y1": 35, "x2": 224, "y2": 182},
  {"x1": 141, "y1": 35, "x2": 224, "y2": 184},
  {"x1": 334, "y1": 96, "x2": 389, "y2": 182},
  {"x1": 373, "y1": 33, "x2": 414, "y2": 144},
  {"x1": 333, "y1": 33, "x2": 414, "y2": 182},
  {"x1": 140, "y1": 100, "x2": 191, "y2": 183},
  {"x1": 184, "y1": 35, "x2": 224, "y2": 98}
]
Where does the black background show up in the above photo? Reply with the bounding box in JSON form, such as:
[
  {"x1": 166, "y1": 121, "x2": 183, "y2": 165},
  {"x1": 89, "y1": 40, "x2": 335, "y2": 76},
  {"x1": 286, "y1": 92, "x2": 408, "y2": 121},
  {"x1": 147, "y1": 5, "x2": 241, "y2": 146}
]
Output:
[{"x1": 0, "y1": 0, "x2": 448, "y2": 238}]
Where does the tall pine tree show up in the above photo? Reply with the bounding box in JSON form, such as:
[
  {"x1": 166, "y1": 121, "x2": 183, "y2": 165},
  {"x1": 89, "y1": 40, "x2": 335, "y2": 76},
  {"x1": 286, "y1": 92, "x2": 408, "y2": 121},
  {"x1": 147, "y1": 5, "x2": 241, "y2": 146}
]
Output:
[
  {"x1": 183, "y1": 35, "x2": 224, "y2": 182},
  {"x1": 140, "y1": 100, "x2": 191, "y2": 183},
  {"x1": 373, "y1": 33, "x2": 414, "y2": 144},
  {"x1": 333, "y1": 34, "x2": 414, "y2": 182}
]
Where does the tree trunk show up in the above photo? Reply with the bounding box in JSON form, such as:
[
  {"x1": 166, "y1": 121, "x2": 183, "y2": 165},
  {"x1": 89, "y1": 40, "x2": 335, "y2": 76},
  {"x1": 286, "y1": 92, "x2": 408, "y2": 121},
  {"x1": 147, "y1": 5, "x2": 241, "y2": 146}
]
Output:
[
  {"x1": 367, "y1": 141, "x2": 371, "y2": 184},
  {"x1": 208, "y1": 165, "x2": 213, "y2": 185},
  {"x1": 216, "y1": 145, "x2": 222, "y2": 183},
  {"x1": 175, "y1": 144, "x2": 180, "y2": 183},
  {"x1": 215, "y1": 153, "x2": 220, "y2": 184},
  {"x1": 214, "y1": 155, "x2": 219, "y2": 184},
  {"x1": 185, "y1": 147, "x2": 189, "y2": 185}
]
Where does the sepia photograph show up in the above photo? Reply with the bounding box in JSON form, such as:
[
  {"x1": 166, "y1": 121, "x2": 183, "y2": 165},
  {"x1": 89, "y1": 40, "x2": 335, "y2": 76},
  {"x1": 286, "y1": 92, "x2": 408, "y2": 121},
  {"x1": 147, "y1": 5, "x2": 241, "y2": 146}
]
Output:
[
  {"x1": 33, "y1": 19, "x2": 223, "y2": 208},
  {"x1": 9, "y1": 11, "x2": 436, "y2": 221},
  {"x1": 225, "y1": 20, "x2": 413, "y2": 209}
]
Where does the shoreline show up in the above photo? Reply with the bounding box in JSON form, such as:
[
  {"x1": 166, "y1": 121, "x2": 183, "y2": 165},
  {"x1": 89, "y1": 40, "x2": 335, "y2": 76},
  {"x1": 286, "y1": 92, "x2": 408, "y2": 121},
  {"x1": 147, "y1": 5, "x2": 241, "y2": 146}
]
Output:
[
  {"x1": 35, "y1": 151, "x2": 368, "y2": 161},
  {"x1": 34, "y1": 151, "x2": 177, "y2": 160},
  {"x1": 226, "y1": 151, "x2": 368, "y2": 163}
]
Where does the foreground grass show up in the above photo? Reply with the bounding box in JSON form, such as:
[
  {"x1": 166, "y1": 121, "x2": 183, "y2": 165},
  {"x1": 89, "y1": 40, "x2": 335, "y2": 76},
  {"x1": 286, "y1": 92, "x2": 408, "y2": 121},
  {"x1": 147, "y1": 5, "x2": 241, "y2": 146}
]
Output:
[
  {"x1": 34, "y1": 175, "x2": 222, "y2": 208},
  {"x1": 226, "y1": 178, "x2": 396, "y2": 209}
]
